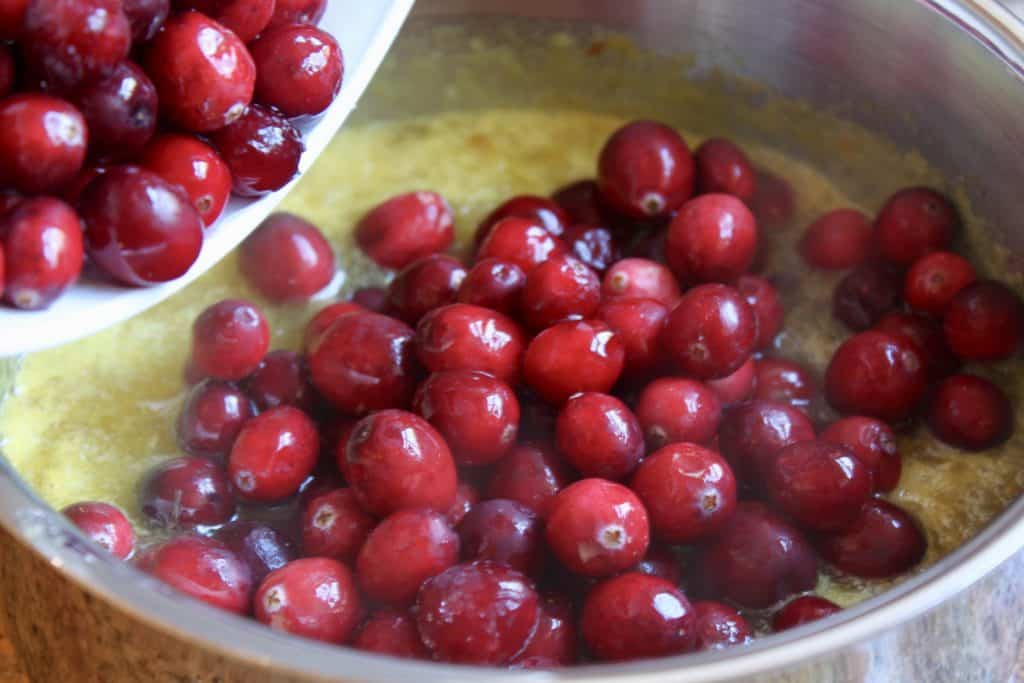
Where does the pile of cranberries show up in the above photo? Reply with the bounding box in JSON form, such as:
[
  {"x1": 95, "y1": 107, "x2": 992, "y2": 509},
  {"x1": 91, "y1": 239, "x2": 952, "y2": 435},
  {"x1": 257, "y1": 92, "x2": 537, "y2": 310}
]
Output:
[
  {"x1": 60, "y1": 117, "x2": 1021, "y2": 667},
  {"x1": 0, "y1": 0, "x2": 343, "y2": 310}
]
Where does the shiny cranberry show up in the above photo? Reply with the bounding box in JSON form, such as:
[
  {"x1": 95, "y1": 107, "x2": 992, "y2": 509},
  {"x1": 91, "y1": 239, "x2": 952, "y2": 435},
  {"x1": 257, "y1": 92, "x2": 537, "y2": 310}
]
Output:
[
  {"x1": 821, "y1": 416, "x2": 901, "y2": 492},
  {"x1": 240, "y1": 213, "x2": 335, "y2": 302},
  {"x1": 456, "y1": 257, "x2": 525, "y2": 314},
  {"x1": 749, "y1": 169, "x2": 795, "y2": 229},
  {"x1": 244, "y1": 350, "x2": 314, "y2": 412},
  {"x1": 309, "y1": 311, "x2": 417, "y2": 413},
  {"x1": 825, "y1": 330, "x2": 928, "y2": 423},
  {"x1": 228, "y1": 406, "x2": 319, "y2": 502},
  {"x1": 633, "y1": 545, "x2": 682, "y2": 584},
  {"x1": 345, "y1": 409, "x2": 457, "y2": 515},
  {"x1": 300, "y1": 488, "x2": 374, "y2": 561},
  {"x1": 524, "y1": 319, "x2": 625, "y2": 405},
  {"x1": 943, "y1": 280, "x2": 1024, "y2": 361},
  {"x1": 718, "y1": 400, "x2": 816, "y2": 481},
  {"x1": 250, "y1": 23, "x2": 342, "y2": 118},
  {"x1": 904, "y1": 251, "x2": 976, "y2": 316},
  {"x1": 736, "y1": 274, "x2": 784, "y2": 349},
  {"x1": 457, "y1": 499, "x2": 543, "y2": 575},
  {"x1": 0, "y1": 0, "x2": 27, "y2": 40},
  {"x1": 597, "y1": 297, "x2": 668, "y2": 373},
  {"x1": 874, "y1": 187, "x2": 957, "y2": 265},
  {"x1": 520, "y1": 254, "x2": 600, "y2": 330},
  {"x1": 476, "y1": 216, "x2": 567, "y2": 273},
  {"x1": 598, "y1": 120, "x2": 694, "y2": 219},
  {"x1": 145, "y1": 11, "x2": 254, "y2": 132},
  {"x1": 267, "y1": 0, "x2": 326, "y2": 27},
  {"x1": 355, "y1": 191, "x2": 453, "y2": 270},
  {"x1": 475, "y1": 194, "x2": 569, "y2": 247},
  {"x1": 694, "y1": 138, "x2": 756, "y2": 201},
  {"x1": 817, "y1": 499, "x2": 925, "y2": 578},
  {"x1": 1, "y1": 197, "x2": 83, "y2": 309},
  {"x1": 635, "y1": 377, "x2": 721, "y2": 449},
  {"x1": 692, "y1": 601, "x2": 752, "y2": 650},
  {"x1": 0, "y1": 94, "x2": 86, "y2": 194},
  {"x1": 80, "y1": 166, "x2": 203, "y2": 285},
  {"x1": 211, "y1": 105, "x2": 303, "y2": 197},
  {"x1": 601, "y1": 257, "x2": 680, "y2": 306},
  {"x1": 799, "y1": 209, "x2": 873, "y2": 270},
  {"x1": 772, "y1": 595, "x2": 841, "y2": 631},
  {"x1": 875, "y1": 310, "x2": 959, "y2": 380},
  {"x1": 303, "y1": 302, "x2": 362, "y2": 350},
  {"x1": 190, "y1": 299, "x2": 269, "y2": 380},
  {"x1": 177, "y1": 379, "x2": 254, "y2": 457},
  {"x1": 255, "y1": 558, "x2": 361, "y2": 643},
  {"x1": 74, "y1": 60, "x2": 156, "y2": 161},
  {"x1": 353, "y1": 610, "x2": 429, "y2": 659},
  {"x1": 666, "y1": 194, "x2": 758, "y2": 284},
  {"x1": 706, "y1": 356, "x2": 757, "y2": 404},
  {"x1": 555, "y1": 392, "x2": 643, "y2": 480},
  {"x1": 445, "y1": 482, "x2": 479, "y2": 527},
  {"x1": 487, "y1": 443, "x2": 574, "y2": 518},
  {"x1": 833, "y1": 262, "x2": 902, "y2": 331},
  {"x1": 928, "y1": 373, "x2": 1012, "y2": 451},
  {"x1": 138, "y1": 535, "x2": 252, "y2": 614},
  {"x1": 140, "y1": 456, "x2": 235, "y2": 528},
  {"x1": 140, "y1": 133, "x2": 232, "y2": 226},
  {"x1": 552, "y1": 179, "x2": 607, "y2": 225},
  {"x1": 176, "y1": 0, "x2": 274, "y2": 42},
  {"x1": 510, "y1": 595, "x2": 577, "y2": 667},
  {"x1": 753, "y1": 358, "x2": 815, "y2": 408},
  {"x1": 387, "y1": 254, "x2": 466, "y2": 324},
  {"x1": 563, "y1": 223, "x2": 620, "y2": 273},
  {"x1": 214, "y1": 520, "x2": 297, "y2": 585},
  {"x1": 662, "y1": 284, "x2": 757, "y2": 380},
  {"x1": 62, "y1": 502, "x2": 135, "y2": 559},
  {"x1": 414, "y1": 303, "x2": 525, "y2": 383},
  {"x1": 123, "y1": 0, "x2": 168, "y2": 42},
  {"x1": 22, "y1": 0, "x2": 130, "y2": 88}
]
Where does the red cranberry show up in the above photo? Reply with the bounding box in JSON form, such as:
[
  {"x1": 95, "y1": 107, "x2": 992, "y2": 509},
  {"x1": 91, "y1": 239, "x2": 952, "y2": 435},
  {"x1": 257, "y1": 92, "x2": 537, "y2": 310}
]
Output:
[
  {"x1": 353, "y1": 610, "x2": 429, "y2": 659},
  {"x1": 345, "y1": 409, "x2": 457, "y2": 516},
  {"x1": 177, "y1": 379, "x2": 254, "y2": 457},
  {"x1": 387, "y1": 254, "x2": 467, "y2": 324},
  {"x1": 80, "y1": 166, "x2": 203, "y2": 285},
  {"x1": 122, "y1": 0, "x2": 169, "y2": 42},
  {"x1": 736, "y1": 274, "x2": 784, "y2": 349},
  {"x1": 240, "y1": 212, "x2": 335, "y2": 302},
  {"x1": 356, "y1": 191, "x2": 453, "y2": 270},
  {"x1": 476, "y1": 216, "x2": 567, "y2": 273},
  {"x1": 523, "y1": 319, "x2": 625, "y2": 405},
  {"x1": 546, "y1": 478, "x2": 649, "y2": 577},
  {"x1": 552, "y1": 179, "x2": 607, "y2": 225},
  {"x1": 251, "y1": 23, "x2": 342, "y2": 118},
  {"x1": 308, "y1": 311, "x2": 417, "y2": 413},
  {"x1": 598, "y1": 120, "x2": 695, "y2": 219},
  {"x1": 254, "y1": 558, "x2": 361, "y2": 643},
  {"x1": 563, "y1": 223, "x2": 620, "y2": 273},
  {"x1": 833, "y1": 262, "x2": 902, "y2": 331},
  {"x1": 211, "y1": 105, "x2": 303, "y2": 197},
  {"x1": 821, "y1": 416, "x2": 901, "y2": 493},
  {"x1": 825, "y1": 331, "x2": 928, "y2": 423},
  {"x1": 944, "y1": 280, "x2": 1024, "y2": 361},
  {"x1": 749, "y1": 169, "x2": 795, "y2": 229},
  {"x1": 582, "y1": 572, "x2": 696, "y2": 661},
  {"x1": 510, "y1": 595, "x2": 577, "y2": 667},
  {"x1": 633, "y1": 545, "x2": 682, "y2": 585},
  {"x1": 22, "y1": 0, "x2": 130, "y2": 88},
  {"x1": 475, "y1": 195, "x2": 569, "y2": 247},
  {"x1": 446, "y1": 482, "x2": 479, "y2": 527},
  {"x1": 457, "y1": 499, "x2": 543, "y2": 575},
  {"x1": 228, "y1": 406, "x2": 319, "y2": 502},
  {"x1": 62, "y1": 502, "x2": 135, "y2": 559},
  {"x1": 556, "y1": 392, "x2": 643, "y2": 480},
  {"x1": 928, "y1": 373, "x2": 1012, "y2": 451},
  {"x1": 773, "y1": 595, "x2": 841, "y2": 631},
  {"x1": 62, "y1": 165, "x2": 110, "y2": 206},
  {"x1": 817, "y1": 499, "x2": 926, "y2": 578},
  {"x1": 1, "y1": 197, "x2": 83, "y2": 309},
  {"x1": 301, "y1": 488, "x2": 374, "y2": 561},
  {"x1": 413, "y1": 370, "x2": 519, "y2": 466},
  {"x1": 303, "y1": 301, "x2": 362, "y2": 350},
  {"x1": 597, "y1": 297, "x2": 668, "y2": 373},
  {"x1": 718, "y1": 400, "x2": 816, "y2": 481},
  {"x1": 215, "y1": 520, "x2": 297, "y2": 585},
  {"x1": 692, "y1": 601, "x2": 752, "y2": 650},
  {"x1": 145, "y1": 11, "x2": 254, "y2": 132},
  {"x1": 0, "y1": 94, "x2": 86, "y2": 194},
  {"x1": 875, "y1": 310, "x2": 959, "y2": 380},
  {"x1": 456, "y1": 257, "x2": 525, "y2": 315},
  {"x1": 662, "y1": 284, "x2": 757, "y2": 380},
  {"x1": 176, "y1": 0, "x2": 274, "y2": 42},
  {"x1": 706, "y1": 356, "x2": 757, "y2": 404},
  {"x1": 0, "y1": 46, "x2": 12, "y2": 99},
  {"x1": 141, "y1": 133, "x2": 232, "y2": 226},
  {"x1": 487, "y1": 443, "x2": 574, "y2": 518},
  {"x1": 414, "y1": 303, "x2": 525, "y2": 384},
  {"x1": 244, "y1": 350, "x2": 314, "y2": 412},
  {"x1": 695, "y1": 138, "x2": 756, "y2": 201},
  {"x1": 904, "y1": 251, "x2": 976, "y2": 316},
  {"x1": 636, "y1": 377, "x2": 722, "y2": 449},
  {"x1": 190, "y1": 299, "x2": 269, "y2": 381},
  {"x1": 874, "y1": 187, "x2": 957, "y2": 265},
  {"x1": 698, "y1": 502, "x2": 817, "y2": 609},
  {"x1": 138, "y1": 535, "x2": 252, "y2": 614},
  {"x1": 140, "y1": 456, "x2": 234, "y2": 528},
  {"x1": 520, "y1": 254, "x2": 600, "y2": 330},
  {"x1": 0, "y1": 0, "x2": 27, "y2": 40},
  {"x1": 799, "y1": 209, "x2": 873, "y2": 270},
  {"x1": 666, "y1": 194, "x2": 758, "y2": 284},
  {"x1": 267, "y1": 0, "x2": 326, "y2": 27},
  {"x1": 753, "y1": 358, "x2": 815, "y2": 408},
  {"x1": 74, "y1": 60, "x2": 156, "y2": 161},
  {"x1": 601, "y1": 257, "x2": 680, "y2": 307}
]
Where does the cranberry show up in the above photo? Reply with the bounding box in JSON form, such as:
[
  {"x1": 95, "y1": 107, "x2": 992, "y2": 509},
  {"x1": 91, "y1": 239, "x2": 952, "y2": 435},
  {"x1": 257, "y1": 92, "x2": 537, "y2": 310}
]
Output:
[
  {"x1": 552, "y1": 179, "x2": 608, "y2": 225},
  {"x1": 633, "y1": 545, "x2": 682, "y2": 585},
  {"x1": 414, "y1": 303, "x2": 524, "y2": 384},
  {"x1": 825, "y1": 331, "x2": 928, "y2": 423},
  {"x1": 22, "y1": 0, "x2": 130, "y2": 88},
  {"x1": 140, "y1": 133, "x2": 232, "y2": 226},
  {"x1": 773, "y1": 595, "x2": 841, "y2": 631},
  {"x1": 140, "y1": 456, "x2": 235, "y2": 528},
  {"x1": 250, "y1": 22, "x2": 342, "y2": 118},
  {"x1": 874, "y1": 187, "x2": 957, "y2": 265},
  {"x1": 474, "y1": 194, "x2": 569, "y2": 247},
  {"x1": 821, "y1": 416, "x2": 901, "y2": 493},
  {"x1": 799, "y1": 209, "x2": 873, "y2": 270},
  {"x1": 718, "y1": 400, "x2": 816, "y2": 481},
  {"x1": 351, "y1": 286, "x2": 388, "y2": 312},
  {"x1": 240, "y1": 213, "x2": 335, "y2": 302},
  {"x1": 510, "y1": 595, "x2": 577, "y2": 667},
  {"x1": 943, "y1": 280, "x2": 1024, "y2": 361},
  {"x1": 662, "y1": 284, "x2": 757, "y2": 380},
  {"x1": 355, "y1": 191, "x2": 453, "y2": 270},
  {"x1": 555, "y1": 392, "x2": 643, "y2": 480},
  {"x1": 456, "y1": 257, "x2": 525, "y2": 314},
  {"x1": 80, "y1": 166, "x2": 203, "y2": 285},
  {"x1": 523, "y1": 319, "x2": 625, "y2": 405},
  {"x1": 695, "y1": 138, "x2": 756, "y2": 200},
  {"x1": 475, "y1": 216, "x2": 567, "y2": 273},
  {"x1": 0, "y1": 46, "x2": 12, "y2": 99},
  {"x1": 736, "y1": 274, "x2": 784, "y2": 349},
  {"x1": 520, "y1": 253, "x2": 600, "y2": 330},
  {"x1": 582, "y1": 572, "x2": 695, "y2": 661},
  {"x1": 176, "y1": 0, "x2": 274, "y2": 42},
  {"x1": 413, "y1": 370, "x2": 519, "y2": 466},
  {"x1": 749, "y1": 169, "x2": 795, "y2": 229},
  {"x1": 244, "y1": 350, "x2": 314, "y2": 412},
  {"x1": 598, "y1": 120, "x2": 694, "y2": 219},
  {"x1": 387, "y1": 254, "x2": 467, "y2": 324},
  {"x1": 138, "y1": 535, "x2": 252, "y2": 613},
  {"x1": 753, "y1": 358, "x2": 815, "y2": 408},
  {"x1": 666, "y1": 194, "x2": 758, "y2": 284},
  {"x1": 457, "y1": 499, "x2": 543, "y2": 575},
  {"x1": 123, "y1": 0, "x2": 169, "y2": 42},
  {"x1": 267, "y1": 0, "x2": 326, "y2": 27},
  {"x1": 563, "y1": 223, "x2": 620, "y2": 273},
  {"x1": 0, "y1": 0, "x2": 27, "y2": 40},
  {"x1": 214, "y1": 520, "x2": 297, "y2": 585},
  {"x1": 875, "y1": 310, "x2": 959, "y2": 380},
  {"x1": 706, "y1": 356, "x2": 757, "y2": 404},
  {"x1": 928, "y1": 373, "x2": 1012, "y2": 450},
  {"x1": 308, "y1": 311, "x2": 417, "y2": 414},
  {"x1": 446, "y1": 482, "x2": 479, "y2": 527},
  {"x1": 211, "y1": 105, "x2": 303, "y2": 197},
  {"x1": 74, "y1": 60, "x2": 156, "y2": 161},
  {"x1": 62, "y1": 502, "x2": 135, "y2": 559},
  {"x1": 145, "y1": 11, "x2": 254, "y2": 132},
  {"x1": 833, "y1": 262, "x2": 902, "y2": 331},
  {"x1": 635, "y1": 377, "x2": 722, "y2": 449},
  {"x1": 0, "y1": 94, "x2": 86, "y2": 194},
  {"x1": 254, "y1": 558, "x2": 361, "y2": 643},
  {"x1": 345, "y1": 409, "x2": 457, "y2": 516},
  {"x1": 300, "y1": 488, "x2": 374, "y2": 561},
  {"x1": 353, "y1": 610, "x2": 429, "y2": 659},
  {"x1": 228, "y1": 406, "x2": 319, "y2": 502},
  {"x1": 416, "y1": 561, "x2": 540, "y2": 664},
  {"x1": 487, "y1": 443, "x2": 574, "y2": 518},
  {"x1": 517, "y1": 386, "x2": 558, "y2": 439},
  {"x1": 190, "y1": 299, "x2": 269, "y2": 380},
  {"x1": 692, "y1": 601, "x2": 752, "y2": 650},
  {"x1": 601, "y1": 257, "x2": 681, "y2": 307},
  {"x1": 904, "y1": 251, "x2": 976, "y2": 316},
  {"x1": 817, "y1": 499, "x2": 926, "y2": 578},
  {"x1": 597, "y1": 297, "x2": 669, "y2": 373},
  {"x1": 177, "y1": 379, "x2": 254, "y2": 457},
  {"x1": 303, "y1": 301, "x2": 362, "y2": 350},
  {"x1": 1, "y1": 197, "x2": 83, "y2": 310}
]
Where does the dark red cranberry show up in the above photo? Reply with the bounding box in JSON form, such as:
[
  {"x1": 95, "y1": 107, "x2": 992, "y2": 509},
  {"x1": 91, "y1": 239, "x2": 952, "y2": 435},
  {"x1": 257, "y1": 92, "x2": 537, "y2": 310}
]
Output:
[
  {"x1": 414, "y1": 303, "x2": 525, "y2": 383},
  {"x1": 904, "y1": 250, "x2": 976, "y2": 316},
  {"x1": 718, "y1": 400, "x2": 816, "y2": 481},
  {"x1": 244, "y1": 350, "x2": 314, "y2": 412},
  {"x1": 254, "y1": 558, "x2": 361, "y2": 643},
  {"x1": 633, "y1": 545, "x2": 682, "y2": 585},
  {"x1": 214, "y1": 520, "x2": 297, "y2": 585},
  {"x1": 817, "y1": 499, "x2": 926, "y2": 578},
  {"x1": 597, "y1": 297, "x2": 668, "y2": 373},
  {"x1": 0, "y1": 94, "x2": 86, "y2": 194},
  {"x1": 140, "y1": 456, "x2": 234, "y2": 528},
  {"x1": 520, "y1": 253, "x2": 600, "y2": 330},
  {"x1": 267, "y1": 0, "x2": 326, "y2": 27},
  {"x1": 825, "y1": 331, "x2": 928, "y2": 423},
  {"x1": 353, "y1": 610, "x2": 429, "y2": 659},
  {"x1": 928, "y1": 373, "x2": 1013, "y2": 450},
  {"x1": 601, "y1": 257, "x2": 680, "y2": 306},
  {"x1": 563, "y1": 223, "x2": 620, "y2": 273},
  {"x1": 190, "y1": 299, "x2": 269, "y2": 381},
  {"x1": 141, "y1": 133, "x2": 232, "y2": 226},
  {"x1": 875, "y1": 310, "x2": 959, "y2": 380},
  {"x1": 145, "y1": 11, "x2": 254, "y2": 132},
  {"x1": 749, "y1": 169, "x2": 795, "y2": 229},
  {"x1": 487, "y1": 443, "x2": 574, "y2": 518},
  {"x1": 0, "y1": 0, "x2": 27, "y2": 40},
  {"x1": 387, "y1": 254, "x2": 467, "y2": 324},
  {"x1": 351, "y1": 286, "x2": 388, "y2": 312},
  {"x1": 345, "y1": 409, "x2": 457, "y2": 516},
  {"x1": 695, "y1": 138, "x2": 756, "y2": 201},
  {"x1": 475, "y1": 216, "x2": 567, "y2": 273},
  {"x1": 510, "y1": 595, "x2": 577, "y2": 667},
  {"x1": 22, "y1": 0, "x2": 130, "y2": 88},
  {"x1": 356, "y1": 191, "x2": 454, "y2": 270},
  {"x1": 303, "y1": 302, "x2": 363, "y2": 350},
  {"x1": 413, "y1": 370, "x2": 519, "y2": 466},
  {"x1": 301, "y1": 488, "x2": 374, "y2": 561},
  {"x1": 523, "y1": 319, "x2": 625, "y2": 405},
  {"x1": 457, "y1": 499, "x2": 543, "y2": 575},
  {"x1": 445, "y1": 482, "x2": 479, "y2": 527},
  {"x1": 943, "y1": 280, "x2": 1024, "y2": 361},
  {"x1": 251, "y1": 23, "x2": 342, "y2": 117},
  {"x1": 175, "y1": 0, "x2": 274, "y2": 42},
  {"x1": 228, "y1": 406, "x2": 319, "y2": 502},
  {"x1": 308, "y1": 311, "x2": 417, "y2": 413},
  {"x1": 555, "y1": 392, "x2": 643, "y2": 480},
  {"x1": 598, "y1": 120, "x2": 695, "y2": 219},
  {"x1": 1, "y1": 197, "x2": 83, "y2": 309},
  {"x1": 240, "y1": 213, "x2": 335, "y2": 302},
  {"x1": 692, "y1": 601, "x2": 752, "y2": 650},
  {"x1": 736, "y1": 274, "x2": 784, "y2": 349},
  {"x1": 662, "y1": 283, "x2": 757, "y2": 380},
  {"x1": 456, "y1": 257, "x2": 525, "y2": 314},
  {"x1": 636, "y1": 377, "x2": 722, "y2": 449},
  {"x1": 517, "y1": 386, "x2": 558, "y2": 440},
  {"x1": 211, "y1": 105, "x2": 303, "y2": 197},
  {"x1": 65, "y1": 165, "x2": 111, "y2": 206},
  {"x1": 552, "y1": 179, "x2": 607, "y2": 225},
  {"x1": 582, "y1": 572, "x2": 696, "y2": 661},
  {"x1": 62, "y1": 502, "x2": 135, "y2": 559},
  {"x1": 706, "y1": 356, "x2": 757, "y2": 404},
  {"x1": 122, "y1": 0, "x2": 169, "y2": 42},
  {"x1": 177, "y1": 379, "x2": 254, "y2": 457},
  {"x1": 474, "y1": 195, "x2": 569, "y2": 247},
  {"x1": 833, "y1": 262, "x2": 902, "y2": 331},
  {"x1": 799, "y1": 209, "x2": 873, "y2": 270},
  {"x1": 874, "y1": 187, "x2": 957, "y2": 266},
  {"x1": 753, "y1": 358, "x2": 815, "y2": 408},
  {"x1": 137, "y1": 535, "x2": 252, "y2": 614},
  {"x1": 0, "y1": 190, "x2": 22, "y2": 217},
  {"x1": 773, "y1": 595, "x2": 841, "y2": 631},
  {"x1": 821, "y1": 416, "x2": 901, "y2": 493},
  {"x1": 74, "y1": 60, "x2": 156, "y2": 161},
  {"x1": 0, "y1": 46, "x2": 12, "y2": 99},
  {"x1": 80, "y1": 166, "x2": 203, "y2": 286},
  {"x1": 666, "y1": 194, "x2": 758, "y2": 284}
]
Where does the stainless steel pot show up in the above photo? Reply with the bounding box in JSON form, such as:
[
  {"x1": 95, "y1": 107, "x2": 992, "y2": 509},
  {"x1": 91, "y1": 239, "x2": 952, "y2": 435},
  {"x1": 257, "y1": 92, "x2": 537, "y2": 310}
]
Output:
[{"x1": 3, "y1": 1, "x2": 1024, "y2": 681}]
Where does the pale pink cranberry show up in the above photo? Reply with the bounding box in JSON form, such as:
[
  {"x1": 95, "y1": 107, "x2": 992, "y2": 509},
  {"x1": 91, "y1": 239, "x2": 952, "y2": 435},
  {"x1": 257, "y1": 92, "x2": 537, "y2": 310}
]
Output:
[
  {"x1": 601, "y1": 257, "x2": 680, "y2": 306},
  {"x1": 636, "y1": 377, "x2": 722, "y2": 449},
  {"x1": 254, "y1": 558, "x2": 361, "y2": 643}
]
